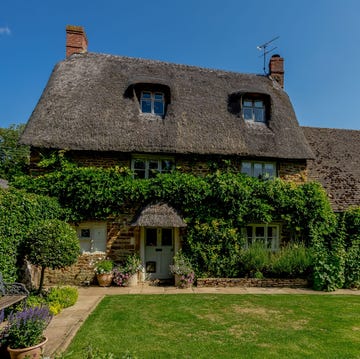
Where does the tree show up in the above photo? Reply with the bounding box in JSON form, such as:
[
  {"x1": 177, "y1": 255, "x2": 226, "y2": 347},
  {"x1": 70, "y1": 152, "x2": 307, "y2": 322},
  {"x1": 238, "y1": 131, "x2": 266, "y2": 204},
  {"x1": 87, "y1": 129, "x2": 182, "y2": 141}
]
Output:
[
  {"x1": 25, "y1": 219, "x2": 80, "y2": 292},
  {"x1": 0, "y1": 124, "x2": 29, "y2": 181}
]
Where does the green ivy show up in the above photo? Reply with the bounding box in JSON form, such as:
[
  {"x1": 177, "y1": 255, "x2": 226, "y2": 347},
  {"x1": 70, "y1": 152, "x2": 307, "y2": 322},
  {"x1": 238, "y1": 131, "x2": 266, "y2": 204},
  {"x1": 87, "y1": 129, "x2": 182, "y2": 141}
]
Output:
[{"x1": 12, "y1": 162, "x2": 352, "y2": 290}]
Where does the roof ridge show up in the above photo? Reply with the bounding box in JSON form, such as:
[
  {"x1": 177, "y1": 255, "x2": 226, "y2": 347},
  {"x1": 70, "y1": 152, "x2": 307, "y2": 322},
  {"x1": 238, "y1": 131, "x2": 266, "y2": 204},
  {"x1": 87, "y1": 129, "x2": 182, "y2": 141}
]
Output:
[{"x1": 71, "y1": 51, "x2": 268, "y2": 78}]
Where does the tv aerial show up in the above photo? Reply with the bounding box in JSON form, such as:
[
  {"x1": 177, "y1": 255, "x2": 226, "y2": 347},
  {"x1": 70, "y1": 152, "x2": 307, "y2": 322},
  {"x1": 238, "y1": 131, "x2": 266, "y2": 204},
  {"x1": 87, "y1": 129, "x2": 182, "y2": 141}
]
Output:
[{"x1": 257, "y1": 36, "x2": 280, "y2": 74}]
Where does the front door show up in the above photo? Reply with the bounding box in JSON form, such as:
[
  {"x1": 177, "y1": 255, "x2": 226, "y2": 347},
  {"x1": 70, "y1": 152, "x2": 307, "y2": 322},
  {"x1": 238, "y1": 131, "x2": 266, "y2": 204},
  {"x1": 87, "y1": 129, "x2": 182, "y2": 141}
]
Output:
[{"x1": 144, "y1": 228, "x2": 174, "y2": 279}]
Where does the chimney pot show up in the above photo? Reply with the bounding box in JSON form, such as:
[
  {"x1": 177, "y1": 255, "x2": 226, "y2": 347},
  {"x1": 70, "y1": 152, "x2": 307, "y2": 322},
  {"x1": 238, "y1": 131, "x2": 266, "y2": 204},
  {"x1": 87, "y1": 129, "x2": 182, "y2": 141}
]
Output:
[
  {"x1": 66, "y1": 25, "x2": 88, "y2": 58},
  {"x1": 269, "y1": 54, "x2": 284, "y2": 88}
]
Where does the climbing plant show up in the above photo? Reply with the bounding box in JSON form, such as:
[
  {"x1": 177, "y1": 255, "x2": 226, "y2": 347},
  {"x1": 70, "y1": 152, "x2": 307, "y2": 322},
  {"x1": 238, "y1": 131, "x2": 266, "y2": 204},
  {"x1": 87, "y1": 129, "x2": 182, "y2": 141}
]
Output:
[{"x1": 13, "y1": 158, "x2": 354, "y2": 290}]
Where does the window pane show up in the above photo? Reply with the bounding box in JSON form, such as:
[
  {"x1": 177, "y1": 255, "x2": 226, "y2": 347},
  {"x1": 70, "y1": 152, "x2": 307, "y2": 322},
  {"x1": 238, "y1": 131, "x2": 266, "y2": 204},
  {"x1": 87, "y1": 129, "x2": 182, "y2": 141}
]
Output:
[
  {"x1": 154, "y1": 93, "x2": 164, "y2": 100},
  {"x1": 81, "y1": 229, "x2": 90, "y2": 238},
  {"x1": 255, "y1": 226, "x2": 265, "y2": 238},
  {"x1": 253, "y1": 163, "x2": 263, "y2": 178},
  {"x1": 241, "y1": 162, "x2": 252, "y2": 176},
  {"x1": 161, "y1": 229, "x2": 173, "y2": 246},
  {"x1": 254, "y1": 101, "x2": 264, "y2": 108},
  {"x1": 254, "y1": 108, "x2": 264, "y2": 122},
  {"x1": 149, "y1": 160, "x2": 159, "y2": 170},
  {"x1": 142, "y1": 92, "x2": 151, "y2": 98},
  {"x1": 154, "y1": 100, "x2": 164, "y2": 115},
  {"x1": 264, "y1": 163, "x2": 275, "y2": 178},
  {"x1": 243, "y1": 100, "x2": 252, "y2": 107},
  {"x1": 146, "y1": 228, "x2": 157, "y2": 246},
  {"x1": 161, "y1": 160, "x2": 173, "y2": 172},
  {"x1": 141, "y1": 99, "x2": 152, "y2": 113},
  {"x1": 243, "y1": 108, "x2": 253, "y2": 120},
  {"x1": 133, "y1": 160, "x2": 146, "y2": 170}
]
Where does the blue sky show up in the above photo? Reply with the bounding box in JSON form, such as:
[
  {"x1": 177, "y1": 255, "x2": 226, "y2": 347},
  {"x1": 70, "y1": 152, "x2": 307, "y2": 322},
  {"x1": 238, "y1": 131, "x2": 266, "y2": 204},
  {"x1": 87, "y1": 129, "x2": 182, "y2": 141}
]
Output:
[{"x1": 1, "y1": 0, "x2": 360, "y2": 129}]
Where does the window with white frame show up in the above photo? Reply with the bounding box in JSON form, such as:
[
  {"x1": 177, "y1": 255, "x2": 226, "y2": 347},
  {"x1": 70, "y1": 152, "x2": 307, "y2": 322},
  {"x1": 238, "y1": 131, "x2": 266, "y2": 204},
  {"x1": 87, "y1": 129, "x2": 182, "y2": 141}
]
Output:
[
  {"x1": 140, "y1": 91, "x2": 165, "y2": 116},
  {"x1": 75, "y1": 223, "x2": 107, "y2": 253},
  {"x1": 245, "y1": 224, "x2": 280, "y2": 251},
  {"x1": 242, "y1": 99, "x2": 265, "y2": 123},
  {"x1": 241, "y1": 161, "x2": 276, "y2": 179},
  {"x1": 131, "y1": 156, "x2": 174, "y2": 179}
]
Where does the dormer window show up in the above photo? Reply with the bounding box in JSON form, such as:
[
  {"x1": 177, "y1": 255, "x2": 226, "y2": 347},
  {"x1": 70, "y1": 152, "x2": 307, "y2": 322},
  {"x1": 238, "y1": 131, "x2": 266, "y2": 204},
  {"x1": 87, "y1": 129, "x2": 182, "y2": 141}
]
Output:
[
  {"x1": 141, "y1": 91, "x2": 165, "y2": 116},
  {"x1": 228, "y1": 92, "x2": 269, "y2": 124},
  {"x1": 243, "y1": 99, "x2": 265, "y2": 123},
  {"x1": 124, "y1": 83, "x2": 171, "y2": 119}
]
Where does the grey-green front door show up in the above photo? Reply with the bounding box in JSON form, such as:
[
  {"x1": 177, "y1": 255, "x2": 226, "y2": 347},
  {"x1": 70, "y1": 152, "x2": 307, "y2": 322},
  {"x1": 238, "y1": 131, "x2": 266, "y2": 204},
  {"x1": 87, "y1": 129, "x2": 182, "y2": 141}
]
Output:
[{"x1": 144, "y1": 228, "x2": 174, "y2": 279}]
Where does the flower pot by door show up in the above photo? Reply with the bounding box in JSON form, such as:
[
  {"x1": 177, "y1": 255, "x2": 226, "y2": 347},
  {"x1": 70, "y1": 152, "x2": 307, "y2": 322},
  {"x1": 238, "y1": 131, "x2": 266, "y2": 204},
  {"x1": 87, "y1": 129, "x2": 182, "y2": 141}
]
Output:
[
  {"x1": 127, "y1": 273, "x2": 138, "y2": 287},
  {"x1": 96, "y1": 273, "x2": 113, "y2": 287},
  {"x1": 7, "y1": 337, "x2": 48, "y2": 359}
]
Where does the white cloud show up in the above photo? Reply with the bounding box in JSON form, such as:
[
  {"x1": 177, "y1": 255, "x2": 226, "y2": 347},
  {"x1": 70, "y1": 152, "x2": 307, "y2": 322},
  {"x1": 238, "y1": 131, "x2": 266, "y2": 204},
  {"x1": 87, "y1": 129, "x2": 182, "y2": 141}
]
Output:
[{"x1": 0, "y1": 27, "x2": 11, "y2": 35}]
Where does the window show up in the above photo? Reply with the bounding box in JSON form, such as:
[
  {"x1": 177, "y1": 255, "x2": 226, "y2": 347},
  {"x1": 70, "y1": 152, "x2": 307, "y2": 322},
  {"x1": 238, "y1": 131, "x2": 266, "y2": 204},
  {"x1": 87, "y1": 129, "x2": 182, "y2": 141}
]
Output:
[
  {"x1": 141, "y1": 91, "x2": 165, "y2": 116},
  {"x1": 76, "y1": 223, "x2": 107, "y2": 253},
  {"x1": 241, "y1": 162, "x2": 276, "y2": 179},
  {"x1": 131, "y1": 156, "x2": 174, "y2": 179},
  {"x1": 245, "y1": 224, "x2": 280, "y2": 251},
  {"x1": 242, "y1": 99, "x2": 265, "y2": 123}
]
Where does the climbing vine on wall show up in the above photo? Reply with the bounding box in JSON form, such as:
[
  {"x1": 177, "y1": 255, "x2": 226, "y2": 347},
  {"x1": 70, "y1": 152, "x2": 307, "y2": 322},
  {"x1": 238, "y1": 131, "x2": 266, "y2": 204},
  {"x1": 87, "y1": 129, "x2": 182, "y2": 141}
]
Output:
[{"x1": 12, "y1": 160, "x2": 358, "y2": 290}]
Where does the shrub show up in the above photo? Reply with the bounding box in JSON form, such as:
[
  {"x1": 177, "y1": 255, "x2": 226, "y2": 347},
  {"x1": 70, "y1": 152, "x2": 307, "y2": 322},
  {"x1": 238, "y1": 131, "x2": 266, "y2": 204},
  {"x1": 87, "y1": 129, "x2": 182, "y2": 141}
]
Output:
[
  {"x1": 270, "y1": 243, "x2": 313, "y2": 278},
  {"x1": 46, "y1": 286, "x2": 79, "y2": 310},
  {"x1": 239, "y1": 242, "x2": 271, "y2": 277},
  {"x1": 0, "y1": 188, "x2": 62, "y2": 282},
  {"x1": 343, "y1": 208, "x2": 360, "y2": 288},
  {"x1": 25, "y1": 219, "x2": 80, "y2": 292}
]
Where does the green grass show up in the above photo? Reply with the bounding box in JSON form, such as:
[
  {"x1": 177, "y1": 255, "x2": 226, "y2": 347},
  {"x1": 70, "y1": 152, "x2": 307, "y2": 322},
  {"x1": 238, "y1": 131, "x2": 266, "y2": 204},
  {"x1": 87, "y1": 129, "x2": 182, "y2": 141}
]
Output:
[{"x1": 64, "y1": 294, "x2": 360, "y2": 359}]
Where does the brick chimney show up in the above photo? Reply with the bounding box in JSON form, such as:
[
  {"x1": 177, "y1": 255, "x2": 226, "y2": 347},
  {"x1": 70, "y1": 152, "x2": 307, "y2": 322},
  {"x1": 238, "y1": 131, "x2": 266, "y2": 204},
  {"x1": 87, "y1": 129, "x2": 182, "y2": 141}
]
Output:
[
  {"x1": 269, "y1": 54, "x2": 284, "y2": 88},
  {"x1": 66, "y1": 25, "x2": 88, "y2": 58}
]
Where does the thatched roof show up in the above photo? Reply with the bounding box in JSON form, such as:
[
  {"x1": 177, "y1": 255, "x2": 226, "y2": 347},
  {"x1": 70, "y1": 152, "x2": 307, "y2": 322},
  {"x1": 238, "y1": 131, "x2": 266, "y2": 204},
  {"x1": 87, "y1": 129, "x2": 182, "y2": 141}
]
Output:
[
  {"x1": 21, "y1": 52, "x2": 313, "y2": 160},
  {"x1": 131, "y1": 203, "x2": 186, "y2": 227},
  {"x1": 302, "y1": 127, "x2": 360, "y2": 211}
]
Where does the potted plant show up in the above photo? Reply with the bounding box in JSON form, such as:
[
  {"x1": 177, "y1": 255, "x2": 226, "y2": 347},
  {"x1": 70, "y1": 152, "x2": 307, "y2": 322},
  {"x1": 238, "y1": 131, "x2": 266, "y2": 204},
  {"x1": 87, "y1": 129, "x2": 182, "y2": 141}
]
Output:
[
  {"x1": 170, "y1": 250, "x2": 195, "y2": 288},
  {"x1": 94, "y1": 259, "x2": 114, "y2": 287},
  {"x1": 0, "y1": 306, "x2": 52, "y2": 359},
  {"x1": 125, "y1": 254, "x2": 143, "y2": 286},
  {"x1": 113, "y1": 254, "x2": 143, "y2": 287}
]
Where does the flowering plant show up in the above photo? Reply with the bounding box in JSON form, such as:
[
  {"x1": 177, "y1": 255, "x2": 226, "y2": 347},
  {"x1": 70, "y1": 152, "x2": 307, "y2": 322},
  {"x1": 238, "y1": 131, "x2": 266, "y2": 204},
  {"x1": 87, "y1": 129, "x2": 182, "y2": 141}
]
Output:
[
  {"x1": 0, "y1": 306, "x2": 52, "y2": 349},
  {"x1": 113, "y1": 254, "x2": 143, "y2": 286},
  {"x1": 170, "y1": 250, "x2": 195, "y2": 288},
  {"x1": 94, "y1": 259, "x2": 114, "y2": 275},
  {"x1": 113, "y1": 268, "x2": 130, "y2": 286},
  {"x1": 124, "y1": 254, "x2": 143, "y2": 275}
]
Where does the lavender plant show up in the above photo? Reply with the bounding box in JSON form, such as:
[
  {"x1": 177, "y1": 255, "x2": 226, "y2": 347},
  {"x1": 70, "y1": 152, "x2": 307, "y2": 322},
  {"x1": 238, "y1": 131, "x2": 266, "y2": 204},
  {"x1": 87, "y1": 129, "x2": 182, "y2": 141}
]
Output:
[{"x1": 1, "y1": 306, "x2": 52, "y2": 349}]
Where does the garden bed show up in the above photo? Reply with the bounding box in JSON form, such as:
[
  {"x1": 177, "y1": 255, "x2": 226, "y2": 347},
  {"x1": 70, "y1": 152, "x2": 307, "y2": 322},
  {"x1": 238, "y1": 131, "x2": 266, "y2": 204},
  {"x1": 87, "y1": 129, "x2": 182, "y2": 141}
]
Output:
[{"x1": 197, "y1": 277, "x2": 308, "y2": 288}]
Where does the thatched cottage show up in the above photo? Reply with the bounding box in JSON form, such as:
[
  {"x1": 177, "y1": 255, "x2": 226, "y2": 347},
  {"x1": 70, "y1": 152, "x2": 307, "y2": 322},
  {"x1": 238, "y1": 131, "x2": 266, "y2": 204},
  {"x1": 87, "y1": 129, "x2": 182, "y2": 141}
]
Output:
[{"x1": 20, "y1": 26, "x2": 360, "y2": 283}]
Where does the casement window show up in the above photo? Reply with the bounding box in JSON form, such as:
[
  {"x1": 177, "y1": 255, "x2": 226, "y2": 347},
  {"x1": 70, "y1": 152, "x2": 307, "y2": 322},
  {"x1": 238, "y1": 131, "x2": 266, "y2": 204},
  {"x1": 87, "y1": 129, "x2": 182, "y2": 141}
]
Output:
[
  {"x1": 245, "y1": 224, "x2": 280, "y2": 251},
  {"x1": 75, "y1": 223, "x2": 107, "y2": 253},
  {"x1": 242, "y1": 99, "x2": 265, "y2": 123},
  {"x1": 140, "y1": 91, "x2": 165, "y2": 116},
  {"x1": 241, "y1": 161, "x2": 276, "y2": 179},
  {"x1": 131, "y1": 156, "x2": 174, "y2": 179}
]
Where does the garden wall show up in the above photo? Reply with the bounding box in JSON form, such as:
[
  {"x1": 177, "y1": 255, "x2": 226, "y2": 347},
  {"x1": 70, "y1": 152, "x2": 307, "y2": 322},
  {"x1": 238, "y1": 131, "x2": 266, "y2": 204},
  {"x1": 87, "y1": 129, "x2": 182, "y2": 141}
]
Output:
[{"x1": 197, "y1": 278, "x2": 309, "y2": 288}]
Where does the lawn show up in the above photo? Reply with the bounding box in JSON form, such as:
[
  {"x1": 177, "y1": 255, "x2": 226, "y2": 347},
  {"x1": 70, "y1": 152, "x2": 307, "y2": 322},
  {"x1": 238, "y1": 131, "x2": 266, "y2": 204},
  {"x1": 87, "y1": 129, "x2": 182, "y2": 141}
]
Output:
[{"x1": 64, "y1": 294, "x2": 360, "y2": 358}]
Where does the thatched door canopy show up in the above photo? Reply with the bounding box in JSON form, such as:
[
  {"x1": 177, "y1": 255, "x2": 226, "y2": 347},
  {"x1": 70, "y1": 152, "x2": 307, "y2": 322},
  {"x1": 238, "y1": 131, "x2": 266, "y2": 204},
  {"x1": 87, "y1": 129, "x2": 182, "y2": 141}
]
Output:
[{"x1": 131, "y1": 203, "x2": 187, "y2": 228}]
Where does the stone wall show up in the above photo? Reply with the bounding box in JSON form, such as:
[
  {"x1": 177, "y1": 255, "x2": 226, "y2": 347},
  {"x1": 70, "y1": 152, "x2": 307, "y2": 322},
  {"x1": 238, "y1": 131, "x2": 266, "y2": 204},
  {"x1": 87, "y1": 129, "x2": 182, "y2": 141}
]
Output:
[
  {"x1": 197, "y1": 278, "x2": 308, "y2": 288},
  {"x1": 278, "y1": 160, "x2": 307, "y2": 183},
  {"x1": 39, "y1": 252, "x2": 106, "y2": 287}
]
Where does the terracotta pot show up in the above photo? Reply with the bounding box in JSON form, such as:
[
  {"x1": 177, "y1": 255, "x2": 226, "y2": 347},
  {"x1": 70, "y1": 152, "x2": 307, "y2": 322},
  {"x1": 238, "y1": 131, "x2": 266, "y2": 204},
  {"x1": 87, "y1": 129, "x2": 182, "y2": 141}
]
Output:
[
  {"x1": 7, "y1": 337, "x2": 48, "y2": 359},
  {"x1": 96, "y1": 273, "x2": 113, "y2": 287}
]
